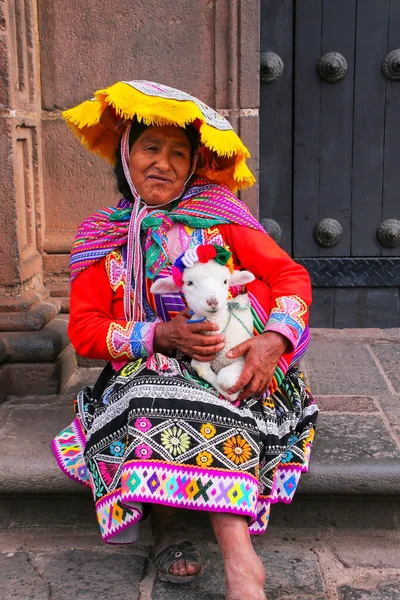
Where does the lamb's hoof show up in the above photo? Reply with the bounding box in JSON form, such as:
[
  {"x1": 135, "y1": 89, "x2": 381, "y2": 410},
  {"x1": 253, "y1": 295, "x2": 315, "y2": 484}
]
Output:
[
  {"x1": 220, "y1": 391, "x2": 240, "y2": 403},
  {"x1": 193, "y1": 365, "x2": 209, "y2": 381}
]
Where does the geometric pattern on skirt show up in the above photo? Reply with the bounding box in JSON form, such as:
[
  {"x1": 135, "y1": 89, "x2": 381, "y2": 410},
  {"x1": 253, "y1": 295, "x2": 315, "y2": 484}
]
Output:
[{"x1": 53, "y1": 354, "x2": 318, "y2": 544}]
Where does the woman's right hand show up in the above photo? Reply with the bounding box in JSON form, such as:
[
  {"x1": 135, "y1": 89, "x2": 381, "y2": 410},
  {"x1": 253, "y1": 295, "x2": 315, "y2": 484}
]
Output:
[{"x1": 153, "y1": 308, "x2": 225, "y2": 361}]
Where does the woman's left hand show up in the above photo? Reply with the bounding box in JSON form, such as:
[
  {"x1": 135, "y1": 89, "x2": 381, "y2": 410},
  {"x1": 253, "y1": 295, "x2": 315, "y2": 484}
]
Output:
[{"x1": 226, "y1": 332, "x2": 288, "y2": 400}]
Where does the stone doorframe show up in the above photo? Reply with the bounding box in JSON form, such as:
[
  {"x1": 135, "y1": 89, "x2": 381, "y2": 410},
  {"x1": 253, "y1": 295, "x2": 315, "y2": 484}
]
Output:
[{"x1": 0, "y1": 0, "x2": 261, "y2": 398}]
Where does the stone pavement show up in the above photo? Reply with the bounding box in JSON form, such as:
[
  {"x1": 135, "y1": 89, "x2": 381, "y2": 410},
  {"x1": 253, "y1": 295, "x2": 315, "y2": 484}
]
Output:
[
  {"x1": 2, "y1": 525, "x2": 400, "y2": 600},
  {"x1": 1, "y1": 328, "x2": 400, "y2": 599}
]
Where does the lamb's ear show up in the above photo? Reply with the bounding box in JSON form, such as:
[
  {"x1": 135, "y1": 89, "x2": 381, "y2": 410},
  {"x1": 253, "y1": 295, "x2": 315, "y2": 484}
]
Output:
[
  {"x1": 150, "y1": 277, "x2": 180, "y2": 294},
  {"x1": 229, "y1": 270, "x2": 255, "y2": 286}
]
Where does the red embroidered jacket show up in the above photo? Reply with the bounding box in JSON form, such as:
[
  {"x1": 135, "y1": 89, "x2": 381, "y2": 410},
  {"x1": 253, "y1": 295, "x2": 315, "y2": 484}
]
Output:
[{"x1": 68, "y1": 224, "x2": 312, "y2": 365}]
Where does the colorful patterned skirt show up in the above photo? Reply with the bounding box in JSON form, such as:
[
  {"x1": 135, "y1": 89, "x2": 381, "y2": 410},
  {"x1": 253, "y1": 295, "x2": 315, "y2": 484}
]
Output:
[{"x1": 53, "y1": 353, "x2": 318, "y2": 544}]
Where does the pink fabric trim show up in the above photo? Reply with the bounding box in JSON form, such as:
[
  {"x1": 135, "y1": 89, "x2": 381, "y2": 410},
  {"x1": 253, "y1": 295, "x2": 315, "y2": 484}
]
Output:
[
  {"x1": 51, "y1": 418, "x2": 90, "y2": 489},
  {"x1": 264, "y1": 322, "x2": 298, "y2": 352},
  {"x1": 264, "y1": 295, "x2": 308, "y2": 351},
  {"x1": 95, "y1": 489, "x2": 143, "y2": 544}
]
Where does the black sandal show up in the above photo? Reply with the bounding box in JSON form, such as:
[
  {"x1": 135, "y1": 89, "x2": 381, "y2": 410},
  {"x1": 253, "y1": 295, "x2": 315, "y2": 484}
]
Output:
[{"x1": 154, "y1": 540, "x2": 204, "y2": 584}]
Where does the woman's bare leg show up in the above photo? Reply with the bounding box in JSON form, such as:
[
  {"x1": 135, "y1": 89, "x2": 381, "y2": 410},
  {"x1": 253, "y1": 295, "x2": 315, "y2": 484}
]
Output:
[
  {"x1": 210, "y1": 512, "x2": 266, "y2": 600},
  {"x1": 151, "y1": 504, "x2": 202, "y2": 577}
]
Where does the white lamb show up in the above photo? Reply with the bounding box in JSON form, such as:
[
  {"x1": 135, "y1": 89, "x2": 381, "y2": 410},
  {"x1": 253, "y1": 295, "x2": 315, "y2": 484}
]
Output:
[{"x1": 150, "y1": 245, "x2": 255, "y2": 402}]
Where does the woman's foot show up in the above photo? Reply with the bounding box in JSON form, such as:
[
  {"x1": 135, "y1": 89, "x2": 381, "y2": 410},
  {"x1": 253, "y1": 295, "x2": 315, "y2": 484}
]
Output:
[
  {"x1": 209, "y1": 512, "x2": 266, "y2": 600},
  {"x1": 151, "y1": 505, "x2": 202, "y2": 579},
  {"x1": 225, "y1": 551, "x2": 266, "y2": 600}
]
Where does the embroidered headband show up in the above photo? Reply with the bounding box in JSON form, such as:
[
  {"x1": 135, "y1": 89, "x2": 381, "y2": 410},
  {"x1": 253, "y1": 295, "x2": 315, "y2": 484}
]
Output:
[{"x1": 171, "y1": 244, "x2": 234, "y2": 288}]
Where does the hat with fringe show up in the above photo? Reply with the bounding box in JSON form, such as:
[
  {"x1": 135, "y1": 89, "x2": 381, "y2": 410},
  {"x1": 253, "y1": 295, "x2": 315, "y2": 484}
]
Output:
[{"x1": 62, "y1": 80, "x2": 255, "y2": 192}]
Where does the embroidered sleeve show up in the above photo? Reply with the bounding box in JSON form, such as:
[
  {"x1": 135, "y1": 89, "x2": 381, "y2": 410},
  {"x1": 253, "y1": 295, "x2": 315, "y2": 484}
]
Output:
[
  {"x1": 217, "y1": 224, "x2": 312, "y2": 355},
  {"x1": 264, "y1": 295, "x2": 308, "y2": 350},
  {"x1": 106, "y1": 321, "x2": 157, "y2": 360},
  {"x1": 68, "y1": 256, "x2": 159, "y2": 361}
]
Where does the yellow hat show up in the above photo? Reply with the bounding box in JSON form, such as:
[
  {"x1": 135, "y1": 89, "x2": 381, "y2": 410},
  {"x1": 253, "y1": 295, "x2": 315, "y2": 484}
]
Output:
[{"x1": 62, "y1": 80, "x2": 255, "y2": 192}]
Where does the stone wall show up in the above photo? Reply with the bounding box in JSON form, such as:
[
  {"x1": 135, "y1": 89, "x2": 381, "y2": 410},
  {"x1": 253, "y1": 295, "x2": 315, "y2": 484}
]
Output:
[{"x1": 0, "y1": 0, "x2": 261, "y2": 397}]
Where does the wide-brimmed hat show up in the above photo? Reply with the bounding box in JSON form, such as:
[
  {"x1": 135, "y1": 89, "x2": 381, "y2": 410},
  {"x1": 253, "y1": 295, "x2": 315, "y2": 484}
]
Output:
[{"x1": 62, "y1": 80, "x2": 255, "y2": 192}]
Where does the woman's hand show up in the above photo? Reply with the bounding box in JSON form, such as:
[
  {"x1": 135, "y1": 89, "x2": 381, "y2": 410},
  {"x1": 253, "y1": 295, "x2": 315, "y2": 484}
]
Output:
[
  {"x1": 153, "y1": 308, "x2": 225, "y2": 361},
  {"x1": 225, "y1": 332, "x2": 288, "y2": 400}
]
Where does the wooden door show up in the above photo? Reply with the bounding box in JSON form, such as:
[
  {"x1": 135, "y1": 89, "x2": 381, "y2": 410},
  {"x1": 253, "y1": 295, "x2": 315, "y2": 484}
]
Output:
[{"x1": 260, "y1": 0, "x2": 400, "y2": 327}]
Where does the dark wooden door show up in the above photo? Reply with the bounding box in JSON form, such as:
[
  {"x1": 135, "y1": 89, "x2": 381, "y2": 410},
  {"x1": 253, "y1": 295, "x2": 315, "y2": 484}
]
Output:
[{"x1": 260, "y1": 0, "x2": 400, "y2": 327}]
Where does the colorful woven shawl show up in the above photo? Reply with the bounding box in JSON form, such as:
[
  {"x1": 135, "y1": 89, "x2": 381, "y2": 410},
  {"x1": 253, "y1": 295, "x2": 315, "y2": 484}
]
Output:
[{"x1": 70, "y1": 178, "x2": 264, "y2": 284}]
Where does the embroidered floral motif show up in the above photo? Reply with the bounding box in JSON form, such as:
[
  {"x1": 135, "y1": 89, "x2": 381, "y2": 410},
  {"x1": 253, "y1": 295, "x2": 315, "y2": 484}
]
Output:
[
  {"x1": 89, "y1": 463, "x2": 105, "y2": 498},
  {"x1": 134, "y1": 417, "x2": 152, "y2": 432},
  {"x1": 160, "y1": 426, "x2": 191, "y2": 457},
  {"x1": 135, "y1": 444, "x2": 153, "y2": 459},
  {"x1": 105, "y1": 250, "x2": 125, "y2": 291},
  {"x1": 196, "y1": 451, "x2": 213, "y2": 467},
  {"x1": 223, "y1": 435, "x2": 252, "y2": 465},
  {"x1": 146, "y1": 353, "x2": 180, "y2": 377},
  {"x1": 280, "y1": 451, "x2": 293, "y2": 464},
  {"x1": 54, "y1": 361, "x2": 317, "y2": 544},
  {"x1": 200, "y1": 423, "x2": 217, "y2": 439},
  {"x1": 109, "y1": 441, "x2": 125, "y2": 456},
  {"x1": 120, "y1": 359, "x2": 143, "y2": 378},
  {"x1": 265, "y1": 295, "x2": 308, "y2": 349},
  {"x1": 106, "y1": 321, "x2": 156, "y2": 360}
]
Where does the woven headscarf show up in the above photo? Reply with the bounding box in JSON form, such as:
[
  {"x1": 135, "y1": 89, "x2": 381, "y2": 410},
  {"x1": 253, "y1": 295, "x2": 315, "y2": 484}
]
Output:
[{"x1": 70, "y1": 177, "x2": 265, "y2": 319}]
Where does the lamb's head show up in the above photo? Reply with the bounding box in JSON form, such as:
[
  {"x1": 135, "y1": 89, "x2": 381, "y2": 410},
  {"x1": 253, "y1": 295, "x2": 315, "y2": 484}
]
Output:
[{"x1": 150, "y1": 244, "x2": 255, "y2": 318}]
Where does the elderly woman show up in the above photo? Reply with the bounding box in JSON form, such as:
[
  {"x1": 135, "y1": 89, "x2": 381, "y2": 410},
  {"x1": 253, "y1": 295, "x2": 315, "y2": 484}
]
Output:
[{"x1": 53, "y1": 80, "x2": 318, "y2": 600}]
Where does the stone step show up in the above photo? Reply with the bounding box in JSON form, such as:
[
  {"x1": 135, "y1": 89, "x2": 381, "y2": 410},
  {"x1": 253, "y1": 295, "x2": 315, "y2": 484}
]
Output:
[
  {"x1": 1, "y1": 329, "x2": 400, "y2": 531},
  {"x1": 1, "y1": 378, "x2": 400, "y2": 531},
  {"x1": 2, "y1": 381, "x2": 400, "y2": 495}
]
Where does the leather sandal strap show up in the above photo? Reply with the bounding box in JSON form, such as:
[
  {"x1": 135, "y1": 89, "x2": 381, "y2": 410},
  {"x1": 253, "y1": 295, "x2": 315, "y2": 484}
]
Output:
[{"x1": 155, "y1": 541, "x2": 202, "y2": 576}]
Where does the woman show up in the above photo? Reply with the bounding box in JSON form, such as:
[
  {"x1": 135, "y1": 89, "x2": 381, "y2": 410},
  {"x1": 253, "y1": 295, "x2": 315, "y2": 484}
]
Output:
[{"x1": 53, "y1": 80, "x2": 318, "y2": 600}]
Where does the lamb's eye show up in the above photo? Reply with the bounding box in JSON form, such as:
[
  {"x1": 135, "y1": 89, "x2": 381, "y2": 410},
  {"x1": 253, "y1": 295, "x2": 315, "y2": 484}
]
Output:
[
  {"x1": 186, "y1": 281, "x2": 194, "y2": 286},
  {"x1": 224, "y1": 279, "x2": 228, "y2": 285}
]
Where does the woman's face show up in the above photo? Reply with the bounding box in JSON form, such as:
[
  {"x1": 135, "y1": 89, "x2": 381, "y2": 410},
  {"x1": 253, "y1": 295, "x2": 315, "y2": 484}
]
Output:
[{"x1": 129, "y1": 125, "x2": 192, "y2": 205}]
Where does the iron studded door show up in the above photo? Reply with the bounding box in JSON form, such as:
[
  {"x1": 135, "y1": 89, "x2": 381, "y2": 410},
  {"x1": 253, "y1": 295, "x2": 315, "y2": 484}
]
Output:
[{"x1": 260, "y1": 0, "x2": 400, "y2": 327}]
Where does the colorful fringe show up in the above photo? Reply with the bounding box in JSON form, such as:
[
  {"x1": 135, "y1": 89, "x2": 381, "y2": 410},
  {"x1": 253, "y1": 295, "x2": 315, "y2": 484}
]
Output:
[{"x1": 62, "y1": 80, "x2": 255, "y2": 192}]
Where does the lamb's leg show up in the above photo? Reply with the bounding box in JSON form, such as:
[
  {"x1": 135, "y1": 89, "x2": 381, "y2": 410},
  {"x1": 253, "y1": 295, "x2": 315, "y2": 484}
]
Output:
[
  {"x1": 191, "y1": 359, "x2": 220, "y2": 390},
  {"x1": 191, "y1": 360, "x2": 239, "y2": 402},
  {"x1": 217, "y1": 361, "x2": 245, "y2": 401}
]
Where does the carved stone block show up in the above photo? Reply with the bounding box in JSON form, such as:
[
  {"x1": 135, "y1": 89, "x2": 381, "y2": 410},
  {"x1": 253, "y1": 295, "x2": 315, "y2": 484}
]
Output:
[
  {"x1": 214, "y1": 0, "x2": 259, "y2": 110},
  {"x1": 41, "y1": 119, "x2": 119, "y2": 235},
  {"x1": 0, "y1": 1, "x2": 6, "y2": 30},
  {"x1": 0, "y1": 287, "x2": 49, "y2": 313},
  {"x1": 0, "y1": 365, "x2": 8, "y2": 403},
  {"x1": 0, "y1": 337, "x2": 6, "y2": 364},
  {"x1": 5, "y1": 362, "x2": 59, "y2": 395},
  {"x1": 44, "y1": 229, "x2": 75, "y2": 254},
  {"x1": 38, "y1": 0, "x2": 215, "y2": 110},
  {"x1": 0, "y1": 117, "x2": 19, "y2": 286},
  {"x1": 0, "y1": 316, "x2": 69, "y2": 362},
  {"x1": 13, "y1": 125, "x2": 43, "y2": 281},
  {"x1": 0, "y1": 301, "x2": 58, "y2": 332},
  {"x1": 239, "y1": 0, "x2": 260, "y2": 108},
  {"x1": 42, "y1": 254, "x2": 70, "y2": 278},
  {"x1": 6, "y1": 0, "x2": 37, "y2": 109},
  {"x1": 239, "y1": 113, "x2": 259, "y2": 218},
  {"x1": 0, "y1": 35, "x2": 10, "y2": 108}
]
